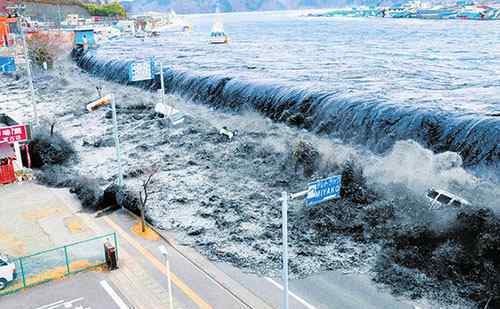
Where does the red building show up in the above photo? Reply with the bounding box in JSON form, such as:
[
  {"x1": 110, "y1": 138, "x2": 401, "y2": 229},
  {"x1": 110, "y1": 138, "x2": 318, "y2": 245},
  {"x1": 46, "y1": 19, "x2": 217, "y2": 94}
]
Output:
[{"x1": 0, "y1": 142, "x2": 16, "y2": 185}]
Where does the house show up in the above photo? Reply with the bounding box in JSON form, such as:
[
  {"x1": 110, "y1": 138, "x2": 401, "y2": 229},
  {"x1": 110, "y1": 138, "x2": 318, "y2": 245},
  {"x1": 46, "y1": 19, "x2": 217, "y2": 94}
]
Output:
[
  {"x1": 0, "y1": 142, "x2": 16, "y2": 185},
  {"x1": 0, "y1": 113, "x2": 31, "y2": 172}
]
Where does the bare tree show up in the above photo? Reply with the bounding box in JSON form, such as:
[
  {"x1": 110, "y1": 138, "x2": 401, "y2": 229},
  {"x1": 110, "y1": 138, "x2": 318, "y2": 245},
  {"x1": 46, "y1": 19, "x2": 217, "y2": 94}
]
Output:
[
  {"x1": 49, "y1": 119, "x2": 57, "y2": 137},
  {"x1": 138, "y1": 168, "x2": 159, "y2": 233}
]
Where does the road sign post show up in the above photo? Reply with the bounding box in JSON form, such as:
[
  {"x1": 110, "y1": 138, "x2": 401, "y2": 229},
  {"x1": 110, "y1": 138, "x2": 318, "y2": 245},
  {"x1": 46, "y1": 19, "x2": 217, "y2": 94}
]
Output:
[
  {"x1": 160, "y1": 62, "x2": 165, "y2": 106},
  {"x1": 159, "y1": 245, "x2": 174, "y2": 309},
  {"x1": 277, "y1": 175, "x2": 342, "y2": 309},
  {"x1": 281, "y1": 191, "x2": 289, "y2": 309},
  {"x1": 155, "y1": 62, "x2": 185, "y2": 127}
]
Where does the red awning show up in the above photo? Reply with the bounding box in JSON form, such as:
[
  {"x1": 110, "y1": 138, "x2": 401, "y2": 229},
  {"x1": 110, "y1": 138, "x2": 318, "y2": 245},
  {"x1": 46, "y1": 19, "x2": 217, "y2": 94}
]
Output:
[{"x1": 0, "y1": 142, "x2": 15, "y2": 160}]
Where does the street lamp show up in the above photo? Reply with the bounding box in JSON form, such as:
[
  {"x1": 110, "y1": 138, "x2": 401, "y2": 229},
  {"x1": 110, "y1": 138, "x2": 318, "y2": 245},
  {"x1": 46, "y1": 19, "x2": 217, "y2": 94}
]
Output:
[
  {"x1": 86, "y1": 94, "x2": 124, "y2": 186},
  {"x1": 159, "y1": 245, "x2": 174, "y2": 309}
]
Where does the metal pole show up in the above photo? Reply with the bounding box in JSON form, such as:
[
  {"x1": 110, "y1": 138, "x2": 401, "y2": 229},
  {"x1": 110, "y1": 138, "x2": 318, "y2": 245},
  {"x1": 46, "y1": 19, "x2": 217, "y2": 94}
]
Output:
[
  {"x1": 111, "y1": 95, "x2": 124, "y2": 187},
  {"x1": 19, "y1": 11, "x2": 38, "y2": 126},
  {"x1": 165, "y1": 253, "x2": 174, "y2": 309},
  {"x1": 160, "y1": 62, "x2": 165, "y2": 106},
  {"x1": 281, "y1": 191, "x2": 289, "y2": 309},
  {"x1": 159, "y1": 62, "x2": 171, "y2": 125},
  {"x1": 19, "y1": 257, "x2": 26, "y2": 288},
  {"x1": 64, "y1": 246, "x2": 71, "y2": 275}
]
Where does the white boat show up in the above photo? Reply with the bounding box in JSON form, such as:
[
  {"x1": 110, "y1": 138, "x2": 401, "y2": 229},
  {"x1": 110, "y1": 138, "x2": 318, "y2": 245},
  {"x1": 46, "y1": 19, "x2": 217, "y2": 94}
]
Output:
[{"x1": 210, "y1": 4, "x2": 229, "y2": 44}]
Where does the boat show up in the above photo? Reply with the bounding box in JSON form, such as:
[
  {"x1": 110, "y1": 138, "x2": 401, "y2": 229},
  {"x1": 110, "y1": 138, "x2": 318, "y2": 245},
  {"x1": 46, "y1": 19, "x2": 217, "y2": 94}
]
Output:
[{"x1": 210, "y1": 3, "x2": 229, "y2": 44}]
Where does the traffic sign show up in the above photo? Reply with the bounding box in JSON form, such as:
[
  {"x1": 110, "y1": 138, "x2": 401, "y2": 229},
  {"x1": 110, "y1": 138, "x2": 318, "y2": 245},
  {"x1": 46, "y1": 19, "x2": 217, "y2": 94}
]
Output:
[
  {"x1": 305, "y1": 175, "x2": 342, "y2": 207},
  {"x1": 128, "y1": 60, "x2": 153, "y2": 82},
  {"x1": 0, "y1": 56, "x2": 16, "y2": 73},
  {"x1": 155, "y1": 103, "x2": 185, "y2": 126},
  {"x1": 0, "y1": 124, "x2": 30, "y2": 143}
]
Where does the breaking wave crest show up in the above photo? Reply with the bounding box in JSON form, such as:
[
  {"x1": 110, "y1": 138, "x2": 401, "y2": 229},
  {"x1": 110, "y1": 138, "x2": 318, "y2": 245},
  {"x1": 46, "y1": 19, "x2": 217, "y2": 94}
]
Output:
[{"x1": 75, "y1": 51, "x2": 499, "y2": 175}]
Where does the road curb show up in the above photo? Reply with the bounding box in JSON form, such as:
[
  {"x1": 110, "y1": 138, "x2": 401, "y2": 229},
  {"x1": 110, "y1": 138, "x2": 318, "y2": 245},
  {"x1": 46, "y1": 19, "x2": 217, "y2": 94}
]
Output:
[{"x1": 121, "y1": 208, "x2": 274, "y2": 309}]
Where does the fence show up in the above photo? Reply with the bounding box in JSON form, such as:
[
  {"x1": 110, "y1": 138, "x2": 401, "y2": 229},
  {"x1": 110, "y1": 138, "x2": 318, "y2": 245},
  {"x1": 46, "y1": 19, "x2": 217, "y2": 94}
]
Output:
[{"x1": 0, "y1": 232, "x2": 117, "y2": 296}]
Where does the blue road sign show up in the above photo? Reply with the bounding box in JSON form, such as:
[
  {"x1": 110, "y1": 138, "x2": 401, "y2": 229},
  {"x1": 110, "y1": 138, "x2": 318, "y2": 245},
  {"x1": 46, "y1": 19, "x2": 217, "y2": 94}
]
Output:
[
  {"x1": 305, "y1": 175, "x2": 342, "y2": 207},
  {"x1": 0, "y1": 56, "x2": 16, "y2": 73},
  {"x1": 128, "y1": 60, "x2": 153, "y2": 82}
]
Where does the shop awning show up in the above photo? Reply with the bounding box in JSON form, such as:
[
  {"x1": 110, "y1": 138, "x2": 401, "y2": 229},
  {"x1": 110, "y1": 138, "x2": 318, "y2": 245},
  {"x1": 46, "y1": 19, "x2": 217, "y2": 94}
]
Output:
[{"x1": 0, "y1": 142, "x2": 15, "y2": 160}]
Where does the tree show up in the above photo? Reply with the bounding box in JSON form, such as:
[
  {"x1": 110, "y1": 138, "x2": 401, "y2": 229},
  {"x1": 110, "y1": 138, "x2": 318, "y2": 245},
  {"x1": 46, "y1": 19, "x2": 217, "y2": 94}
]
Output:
[
  {"x1": 82, "y1": 2, "x2": 127, "y2": 17},
  {"x1": 138, "y1": 167, "x2": 159, "y2": 233}
]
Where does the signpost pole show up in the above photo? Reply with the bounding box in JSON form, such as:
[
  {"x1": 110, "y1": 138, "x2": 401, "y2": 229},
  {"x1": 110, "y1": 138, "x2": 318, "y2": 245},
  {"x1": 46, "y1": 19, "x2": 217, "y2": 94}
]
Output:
[
  {"x1": 166, "y1": 252, "x2": 174, "y2": 309},
  {"x1": 281, "y1": 191, "x2": 289, "y2": 309},
  {"x1": 111, "y1": 95, "x2": 124, "y2": 187},
  {"x1": 160, "y1": 62, "x2": 165, "y2": 106},
  {"x1": 159, "y1": 246, "x2": 174, "y2": 309},
  {"x1": 18, "y1": 9, "x2": 38, "y2": 126}
]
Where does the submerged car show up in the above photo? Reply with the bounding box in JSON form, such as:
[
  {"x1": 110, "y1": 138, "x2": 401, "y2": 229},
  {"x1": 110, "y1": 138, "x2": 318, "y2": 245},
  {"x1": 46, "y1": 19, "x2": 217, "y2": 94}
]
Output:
[
  {"x1": 427, "y1": 189, "x2": 470, "y2": 209},
  {"x1": 0, "y1": 255, "x2": 16, "y2": 290}
]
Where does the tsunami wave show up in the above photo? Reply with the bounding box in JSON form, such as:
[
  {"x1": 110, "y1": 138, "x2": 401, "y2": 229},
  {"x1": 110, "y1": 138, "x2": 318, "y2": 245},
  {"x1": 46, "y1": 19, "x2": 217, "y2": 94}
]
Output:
[{"x1": 75, "y1": 50, "x2": 500, "y2": 175}]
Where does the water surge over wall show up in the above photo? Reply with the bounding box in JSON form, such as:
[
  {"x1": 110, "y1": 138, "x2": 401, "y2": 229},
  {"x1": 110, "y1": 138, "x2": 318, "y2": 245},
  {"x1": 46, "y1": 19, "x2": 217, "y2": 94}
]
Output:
[{"x1": 76, "y1": 51, "x2": 499, "y2": 174}]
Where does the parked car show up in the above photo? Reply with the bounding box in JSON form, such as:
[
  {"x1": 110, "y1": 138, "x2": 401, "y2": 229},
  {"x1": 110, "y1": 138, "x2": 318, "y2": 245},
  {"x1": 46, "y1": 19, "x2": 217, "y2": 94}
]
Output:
[
  {"x1": 427, "y1": 189, "x2": 470, "y2": 209},
  {"x1": 0, "y1": 255, "x2": 16, "y2": 290}
]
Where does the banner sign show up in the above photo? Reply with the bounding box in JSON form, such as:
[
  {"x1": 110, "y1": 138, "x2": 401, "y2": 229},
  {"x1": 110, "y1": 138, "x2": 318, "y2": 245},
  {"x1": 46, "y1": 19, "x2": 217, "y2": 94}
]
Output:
[
  {"x1": 305, "y1": 175, "x2": 342, "y2": 207},
  {"x1": 0, "y1": 124, "x2": 30, "y2": 143}
]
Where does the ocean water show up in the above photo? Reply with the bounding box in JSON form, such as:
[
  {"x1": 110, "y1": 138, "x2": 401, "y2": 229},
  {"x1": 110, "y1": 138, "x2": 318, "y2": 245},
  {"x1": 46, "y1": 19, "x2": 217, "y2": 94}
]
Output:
[
  {"x1": 99, "y1": 11, "x2": 500, "y2": 115},
  {"x1": 78, "y1": 11, "x2": 500, "y2": 172}
]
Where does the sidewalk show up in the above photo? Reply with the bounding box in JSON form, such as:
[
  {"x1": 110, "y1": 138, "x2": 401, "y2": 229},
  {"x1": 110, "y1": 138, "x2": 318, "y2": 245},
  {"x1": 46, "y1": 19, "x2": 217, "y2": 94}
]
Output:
[
  {"x1": 0, "y1": 183, "x2": 182, "y2": 309},
  {"x1": 75, "y1": 205, "x2": 184, "y2": 309},
  {"x1": 98, "y1": 209, "x2": 274, "y2": 309}
]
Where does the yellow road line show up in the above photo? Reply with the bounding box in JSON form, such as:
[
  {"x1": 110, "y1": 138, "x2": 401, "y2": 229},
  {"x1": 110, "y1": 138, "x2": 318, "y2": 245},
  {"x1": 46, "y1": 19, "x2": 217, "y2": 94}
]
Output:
[{"x1": 103, "y1": 216, "x2": 213, "y2": 309}]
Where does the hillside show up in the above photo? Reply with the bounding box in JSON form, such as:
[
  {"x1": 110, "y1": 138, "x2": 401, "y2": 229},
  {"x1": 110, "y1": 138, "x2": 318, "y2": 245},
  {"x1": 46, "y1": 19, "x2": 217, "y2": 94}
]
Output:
[{"x1": 121, "y1": 0, "x2": 411, "y2": 14}]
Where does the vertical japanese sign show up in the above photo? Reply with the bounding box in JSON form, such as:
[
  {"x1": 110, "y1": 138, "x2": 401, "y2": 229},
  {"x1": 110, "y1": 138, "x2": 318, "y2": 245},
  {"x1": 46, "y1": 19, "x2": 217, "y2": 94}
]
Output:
[
  {"x1": 0, "y1": 124, "x2": 30, "y2": 143},
  {"x1": 128, "y1": 60, "x2": 154, "y2": 82}
]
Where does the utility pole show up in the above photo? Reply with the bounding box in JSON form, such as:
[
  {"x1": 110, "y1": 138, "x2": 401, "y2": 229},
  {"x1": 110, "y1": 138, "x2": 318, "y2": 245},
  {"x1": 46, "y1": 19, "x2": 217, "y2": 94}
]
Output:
[{"x1": 13, "y1": 4, "x2": 38, "y2": 126}]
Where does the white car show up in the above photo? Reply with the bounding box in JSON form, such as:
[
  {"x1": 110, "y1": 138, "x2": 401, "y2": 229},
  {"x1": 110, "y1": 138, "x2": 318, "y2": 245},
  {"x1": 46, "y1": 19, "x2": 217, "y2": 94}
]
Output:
[
  {"x1": 0, "y1": 256, "x2": 17, "y2": 290},
  {"x1": 427, "y1": 189, "x2": 470, "y2": 209}
]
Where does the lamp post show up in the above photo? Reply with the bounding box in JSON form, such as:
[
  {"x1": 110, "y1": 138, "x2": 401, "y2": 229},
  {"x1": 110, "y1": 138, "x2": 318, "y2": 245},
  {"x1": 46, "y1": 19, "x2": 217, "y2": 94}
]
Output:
[
  {"x1": 86, "y1": 94, "x2": 124, "y2": 187},
  {"x1": 159, "y1": 245, "x2": 174, "y2": 309},
  {"x1": 110, "y1": 94, "x2": 124, "y2": 187}
]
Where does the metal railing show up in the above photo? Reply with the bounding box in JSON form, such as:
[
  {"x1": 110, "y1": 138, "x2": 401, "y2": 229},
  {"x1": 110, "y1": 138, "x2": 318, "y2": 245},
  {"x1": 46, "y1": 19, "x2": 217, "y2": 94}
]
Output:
[{"x1": 0, "y1": 232, "x2": 117, "y2": 296}]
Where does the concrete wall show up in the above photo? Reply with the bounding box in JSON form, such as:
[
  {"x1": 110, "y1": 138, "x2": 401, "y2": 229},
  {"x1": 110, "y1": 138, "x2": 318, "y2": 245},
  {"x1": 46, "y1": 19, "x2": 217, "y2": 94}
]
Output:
[{"x1": 23, "y1": 2, "x2": 90, "y2": 22}]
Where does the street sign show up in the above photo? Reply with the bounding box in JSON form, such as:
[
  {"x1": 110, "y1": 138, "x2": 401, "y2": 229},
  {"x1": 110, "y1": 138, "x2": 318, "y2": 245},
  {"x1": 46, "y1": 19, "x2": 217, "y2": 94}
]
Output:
[
  {"x1": 128, "y1": 60, "x2": 153, "y2": 82},
  {"x1": 305, "y1": 175, "x2": 342, "y2": 207},
  {"x1": 155, "y1": 103, "x2": 185, "y2": 126},
  {"x1": 0, "y1": 56, "x2": 16, "y2": 73},
  {"x1": 0, "y1": 124, "x2": 30, "y2": 143}
]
